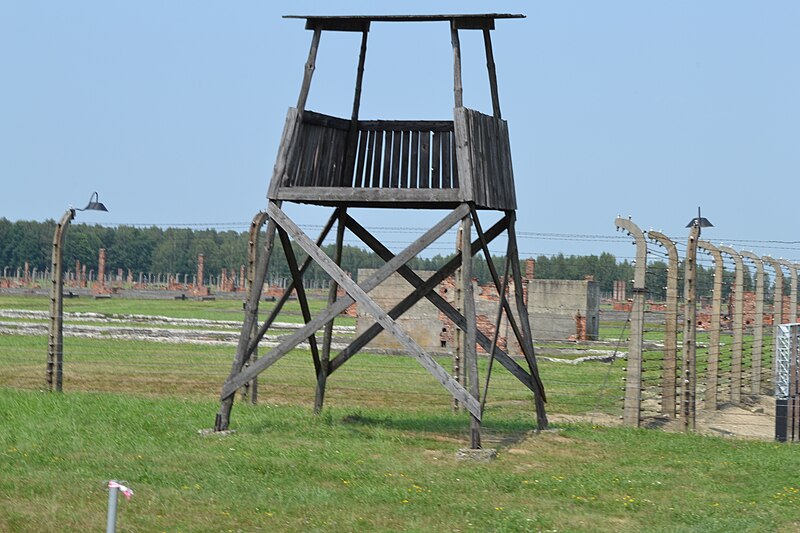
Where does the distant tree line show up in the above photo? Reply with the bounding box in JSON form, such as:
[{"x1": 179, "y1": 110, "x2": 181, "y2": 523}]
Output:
[{"x1": 0, "y1": 218, "x2": 777, "y2": 300}]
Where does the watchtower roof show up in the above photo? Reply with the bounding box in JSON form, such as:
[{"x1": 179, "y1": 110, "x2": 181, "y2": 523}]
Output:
[
  {"x1": 285, "y1": 13, "x2": 525, "y2": 31},
  {"x1": 269, "y1": 12, "x2": 524, "y2": 211}
]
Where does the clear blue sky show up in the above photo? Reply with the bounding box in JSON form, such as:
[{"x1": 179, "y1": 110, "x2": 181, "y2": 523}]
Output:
[{"x1": 2, "y1": 1, "x2": 799, "y2": 264}]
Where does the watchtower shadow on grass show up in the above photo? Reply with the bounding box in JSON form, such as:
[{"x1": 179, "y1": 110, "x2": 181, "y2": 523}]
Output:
[{"x1": 339, "y1": 411, "x2": 537, "y2": 448}]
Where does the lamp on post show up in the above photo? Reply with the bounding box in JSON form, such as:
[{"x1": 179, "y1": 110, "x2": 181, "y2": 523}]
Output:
[
  {"x1": 681, "y1": 207, "x2": 712, "y2": 430},
  {"x1": 47, "y1": 192, "x2": 108, "y2": 392}
]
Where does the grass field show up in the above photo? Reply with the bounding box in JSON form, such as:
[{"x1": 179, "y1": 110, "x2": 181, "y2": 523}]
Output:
[
  {"x1": 3, "y1": 390, "x2": 800, "y2": 532},
  {"x1": 1, "y1": 294, "x2": 797, "y2": 531}
]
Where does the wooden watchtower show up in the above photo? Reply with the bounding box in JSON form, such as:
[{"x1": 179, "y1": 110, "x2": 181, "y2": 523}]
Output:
[{"x1": 214, "y1": 14, "x2": 547, "y2": 448}]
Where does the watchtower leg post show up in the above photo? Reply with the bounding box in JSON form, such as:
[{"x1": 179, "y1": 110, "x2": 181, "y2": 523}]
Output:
[
  {"x1": 242, "y1": 211, "x2": 268, "y2": 405},
  {"x1": 507, "y1": 214, "x2": 548, "y2": 429},
  {"x1": 460, "y1": 210, "x2": 481, "y2": 449},
  {"x1": 315, "y1": 208, "x2": 346, "y2": 413},
  {"x1": 216, "y1": 214, "x2": 278, "y2": 431},
  {"x1": 450, "y1": 22, "x2": 463, "y2": 108},
  {"x1": 453, "y1": 223, "x2": 465, "y2": 413}
]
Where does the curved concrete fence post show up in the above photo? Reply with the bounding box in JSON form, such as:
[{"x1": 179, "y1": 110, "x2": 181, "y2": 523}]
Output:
[
  {"x1": 719, "y1": 246, "x2": 744, "y2": 405},
  {"x1": 778, "y1": 260, "x2": 798, "y2": 324},
  {"x1": 648, "y1": 230, "x2": 679, "y2": 417},
  {"x1": 698, "y1": 240, "x2": 723, "y2": 410},
  {"x1": 615, "y1": 217, "x2": 647, "y2": 427},
  {"x1": 739, "y1": 251, "x2": 764, "y2": 395}
]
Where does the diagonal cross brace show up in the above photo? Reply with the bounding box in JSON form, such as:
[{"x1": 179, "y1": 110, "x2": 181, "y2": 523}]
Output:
[
  {"x1": 220, "y1": 204, "x2": 471, "y2": 402},
  {"x1": 266, "y1": 203, "x2": 483, "y2": 419},
  {"x1": 335, "y1": 214, "x2": 537, "y2": 392}
]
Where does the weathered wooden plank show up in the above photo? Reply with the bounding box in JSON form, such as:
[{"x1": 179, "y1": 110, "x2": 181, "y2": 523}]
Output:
[
  {"x1": 453, "y1": 17, "x2": 496, "y2": 30},
  {"x1": 479, "y1": 113, "x2": 491, "y2": 208},
  {"x1": 315, "y1": 208, "x2": 347, "y2": 413},
  {"x1": 441, "y1": 131, "x2": 452, "y2": 188},
  {"x1": 432, "y1": 131, "x2": 442, "y2": 189},
  {"x1": 307, "y1": 126, "x2": 321, "y2": 186},
  {"x1": 314, "y1": 126, "x2": 330, "y2": 187},
  {"x1": 467, "y1": 110, "x2": 483, "y2": 206},
  {"x1": 450, "y1": 124, "x2": 460, "y2": 189},
  {"x1": 506, "y1": 213, "x2": 548, "y2": 428},
  {"x1": 313, "y1": 125, "x2": 330, "y2": 186},
  {"x1": 286, "y1": 14, "x2": 523, "y2": 25},
  {"x1": 350, "y1": 30, "x2": 369, "y2": 123},
  {"x1": 271, "y1": 207, "x2": 482, "y2": 420},
  {"x1": 331, "y1": 128, "x2": 347, "y2": 185},
  {"x1": 453, "y1": 107, "x2": 474, "y2": 202},
  {"x1": 291, "y1": 125, "x2": 310, "y2": 186},
  {"x1": 334, "y1": 128, "x2": 348, "y2": 186},
  {"x1": 353, "y1": 130, "x2": 369, "y2": 187},
  {"x1": 371, "y1": 130, "x2": 383, "y2": 187},
  {"x1": 277, "y1": 227, "x2": 321, "y2": 375},
  {"x1": 419, "y1": 132, "x2": 431, "y2": 188},
  {"x1": 382, "y1": 130, "x2": 393, "y2": 187},
  {"x1": 409, "y1": 130, "x2": 419, "y2": 188},
  {"x1": 302, "y1": 110, "x2": 351, "y2": 130},
  {"x1": 480, "y1": 252, "x2": 511, "y2": 413},
  {"x1": 499, "y1": 119, "x2": 516, "y2": 209},
  {"x1": 486, "y1": 115, "x2": 500, "y2": 208},
  {"x1": 296, "y1": 28, "x2": 321, "y2": 111},
  {"x1": 400, "y1": 131, "x2": 410, "y2": 188},
  {"x1": 274, "y1": 187, "x2": 462, "y2": 204},
  {"x1": 363, "y1": 130, "x2": 375, "y2": 187},
  {"x1": 223, "y1": 204, "x2": 470, "y2": 397},
  {"x1": 451, "y1": 22, "x2": 463, "y2": 108},
  {"x1": 390, "y1": 130, "x2": 401, "y2": 188},
  {"x1": 341, "y1": 29, "x2": 369, "y2": 187},
  {"x1": 358, "y1": 120, "x2": 453, "y2": 132},
  {"x1": 460, "y1": 212, "x2": 482, "y2": 447},
  {"x1": 303, "y1": 17, "x2": 370, "y2": 32},
  {"x1": 482, "y1": 29, "x2": 502, "y2": 119},
  {"x1": 268, "y1": 108, "x2": 301, "y2": 199}
]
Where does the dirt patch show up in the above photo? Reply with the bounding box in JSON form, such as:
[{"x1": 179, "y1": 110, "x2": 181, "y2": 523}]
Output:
[{"x1": 642, "y1": 395, "x2": 776, "y2": 440}]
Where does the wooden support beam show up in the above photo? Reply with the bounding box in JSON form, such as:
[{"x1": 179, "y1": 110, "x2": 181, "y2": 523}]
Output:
[
  {"x1": 332, "y1": 214, "x2": 537, "y2": 392},
  {"x1": 482, "y1": 28, "x2": 502, "y2": 119},
  {"x1": 451, "y1": 21, "x2": 463, "y2": 108},
  {"x1": 481, "y1": 249, "x2": 512, "y2": 413},
  {"x1": 315, "y1": 208, "x2": 346, "y2": 413},
  {"x1": 242, "y1": 211, "x2": 269, "y2": 404},
  {"x1": 267, "y1": 204, "x2": 482, "y2": 420},
  {"x1": 277, "y1": 227, "x2": 322, "y2": 375},
  {"x1": 460, "y1": 211, "x2": 482, "y2": 448},
  {"x1": 343, "y1": 30, "x2": 369, "y2": 185},
  {"x1": 221, "y1": 204, "x2": 470, "y2": 400},
  {"x1": 471, "y1": 208, "x2": 547, "y2": 400},
  {"x1": 297, "y1": 28, "x2": 322, "y2": 112},
  {"x1": 215, "y1": 207, "x2": 278, "y2": 431},
  {"x1": 246, "y1": 211, "x2": 339, "y2": 355},
  {"x1": 507, "y1": 213, "x2": 549, "y2": 429}
]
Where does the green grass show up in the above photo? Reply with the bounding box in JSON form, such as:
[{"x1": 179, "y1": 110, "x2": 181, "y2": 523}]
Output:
[
  {"x1": 0, "y1": 333, "x2": 622, "y2": 417},
  {"x1": 0, "y1": 294, "x2": 793, "y2": 531},
  {"x1": 2, "y1": 389, "x2": 800, "y2": 532}
]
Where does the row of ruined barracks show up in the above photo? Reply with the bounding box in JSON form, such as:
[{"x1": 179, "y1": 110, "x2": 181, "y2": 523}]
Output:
[{"x1": 356, "y1": 259, "x2": 600, "y2": 355}]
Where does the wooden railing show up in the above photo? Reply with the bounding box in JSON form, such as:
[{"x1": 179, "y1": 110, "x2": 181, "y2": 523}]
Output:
[
  {"x1": 275, "y1": 107, "x2": 515, "y2": 210},
  {"x1": 349, "y1": 121, "x2": 457, "y2": 190}
]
